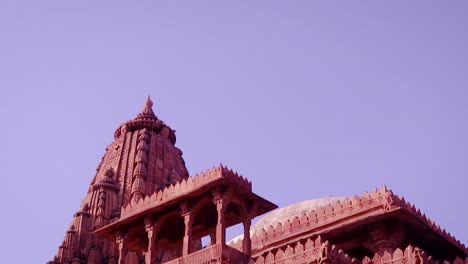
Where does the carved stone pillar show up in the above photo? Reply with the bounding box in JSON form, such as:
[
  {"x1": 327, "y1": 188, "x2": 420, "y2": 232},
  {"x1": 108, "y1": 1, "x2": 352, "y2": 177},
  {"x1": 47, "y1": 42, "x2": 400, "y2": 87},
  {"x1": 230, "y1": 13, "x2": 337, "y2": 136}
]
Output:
[
  {"x1": 181, "y1": 202, "x2": 193, "y2": 256},
  {"x1": 144, "y1": 216, "x2": 161, "y2": 264},
  {"x1": 115, "y1": 231, "x2": 128, "y2": 264},
  {"x1": 215, "y1": 197, "x2": 226, "y2": 245},
  {"x1": 242, "y1": 219, "x2": 251, "y2": 256}
]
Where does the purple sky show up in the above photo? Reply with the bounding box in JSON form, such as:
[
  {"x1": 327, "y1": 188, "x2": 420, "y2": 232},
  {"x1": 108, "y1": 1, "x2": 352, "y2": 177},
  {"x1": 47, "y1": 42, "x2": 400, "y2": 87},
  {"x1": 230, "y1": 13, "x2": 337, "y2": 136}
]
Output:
[{"x1": 0, "y1": 1, "x2": 467, "y2": 263}]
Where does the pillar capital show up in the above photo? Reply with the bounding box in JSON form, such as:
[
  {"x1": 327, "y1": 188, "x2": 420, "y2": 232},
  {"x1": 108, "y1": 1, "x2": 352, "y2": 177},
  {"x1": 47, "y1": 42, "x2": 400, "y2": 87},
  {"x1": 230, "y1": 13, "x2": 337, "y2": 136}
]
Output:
[
  {"x1": 212, "y1": 186, "x2": 224, "y2": 202},
  {"x1": 363, "y1": 222, "x2": 406, "y2": 254},
  {"x1": 144, "y1": 215, "x2": 154, "y2": 231},
  {"x1": 114, "y1": 230, "x2": 127, "y2": 244},
  {"x1": 180, "y1": 201, "x2": 192, "y2": 216},
  {"x1": 212, "y1": 189, "x2": 227, "y2": 214}
]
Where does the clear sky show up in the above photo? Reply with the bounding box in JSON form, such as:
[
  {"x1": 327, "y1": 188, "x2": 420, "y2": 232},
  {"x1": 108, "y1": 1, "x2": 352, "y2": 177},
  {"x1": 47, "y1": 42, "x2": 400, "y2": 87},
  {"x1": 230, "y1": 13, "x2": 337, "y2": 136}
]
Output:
[{"x1": 0, "y1": 1, "x2": 467, "y2": 263}]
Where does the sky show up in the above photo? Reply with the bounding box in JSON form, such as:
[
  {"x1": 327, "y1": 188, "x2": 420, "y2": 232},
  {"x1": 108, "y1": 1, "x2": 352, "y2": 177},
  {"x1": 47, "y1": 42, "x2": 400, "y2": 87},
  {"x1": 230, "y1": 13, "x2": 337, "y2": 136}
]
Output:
[{"x1": 0, "y1": 1, "x2": 467, "y2": 263}]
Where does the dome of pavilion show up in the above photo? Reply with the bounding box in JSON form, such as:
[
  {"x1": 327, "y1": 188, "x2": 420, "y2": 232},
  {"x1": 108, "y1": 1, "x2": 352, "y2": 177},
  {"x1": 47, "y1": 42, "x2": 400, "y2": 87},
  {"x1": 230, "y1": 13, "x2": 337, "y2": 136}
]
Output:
[{"x1": 230, "y1": 196, "x2": 347, "y2": 243}]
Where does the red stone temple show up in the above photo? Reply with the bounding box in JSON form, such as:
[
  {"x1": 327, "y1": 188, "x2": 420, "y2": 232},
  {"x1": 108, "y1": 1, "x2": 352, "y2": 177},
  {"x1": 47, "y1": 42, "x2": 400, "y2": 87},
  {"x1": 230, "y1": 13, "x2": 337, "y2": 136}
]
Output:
[{"x1": 49, "y1": 98, "x2": 467, "y2": 264}]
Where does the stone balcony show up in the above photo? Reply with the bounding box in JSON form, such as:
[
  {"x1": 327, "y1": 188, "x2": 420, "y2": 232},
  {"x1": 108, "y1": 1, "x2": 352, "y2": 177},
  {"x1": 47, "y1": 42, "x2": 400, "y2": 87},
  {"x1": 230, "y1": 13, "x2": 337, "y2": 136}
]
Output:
[{"x1": 164, "y1": 244, "x2": 253, "y2": 264}]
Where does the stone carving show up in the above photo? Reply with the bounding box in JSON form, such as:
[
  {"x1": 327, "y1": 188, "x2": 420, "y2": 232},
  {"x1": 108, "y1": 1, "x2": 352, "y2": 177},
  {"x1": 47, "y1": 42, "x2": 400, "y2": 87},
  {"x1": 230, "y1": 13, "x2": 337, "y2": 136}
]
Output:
[{"x1": 253, "y1": 237, "x2": 354, "y2": 264}]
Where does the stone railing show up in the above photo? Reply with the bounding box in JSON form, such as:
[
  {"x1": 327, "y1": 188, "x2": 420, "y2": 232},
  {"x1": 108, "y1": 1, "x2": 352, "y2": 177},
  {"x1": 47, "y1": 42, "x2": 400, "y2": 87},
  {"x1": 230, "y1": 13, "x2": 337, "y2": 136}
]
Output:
[
  {"x1": 121, "y1": 165, "x2": 251, "y2": 218},
  {"x1": 254, "y1": 240, "x2": 468, "y2": 264},
  {"x1": 163, "y1": 244, "x2": 251, "y2": 264},
  {"x1": 235, "y1": 186, "x2": 393, "y2": 253},
  {"x1": 253, "y1": 236, "x2": 356, "y2": 264},
  {"x1": 362, "y1": 245, "x2": 468, "y2": 264},
  {"x1": 164, "y1": 244, "x2": 222, "y2": 264},
  {"x1": 229, "y1": 185, "x2": 467, "y2": 255}
]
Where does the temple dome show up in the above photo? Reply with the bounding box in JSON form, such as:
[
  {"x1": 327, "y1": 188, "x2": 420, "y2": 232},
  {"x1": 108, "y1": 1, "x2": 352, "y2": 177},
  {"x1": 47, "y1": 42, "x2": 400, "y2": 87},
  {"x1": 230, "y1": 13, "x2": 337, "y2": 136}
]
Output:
[{"x1": 230, "y1": 196, "x2": 347, "y2": 243}]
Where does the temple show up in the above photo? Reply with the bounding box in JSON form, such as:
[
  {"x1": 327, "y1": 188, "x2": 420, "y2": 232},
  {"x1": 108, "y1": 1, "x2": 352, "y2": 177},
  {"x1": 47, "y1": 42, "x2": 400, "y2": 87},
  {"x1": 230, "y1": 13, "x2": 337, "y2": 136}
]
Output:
[{"x1": 50, "y1": 98, "x2": 467, "y2": 264}]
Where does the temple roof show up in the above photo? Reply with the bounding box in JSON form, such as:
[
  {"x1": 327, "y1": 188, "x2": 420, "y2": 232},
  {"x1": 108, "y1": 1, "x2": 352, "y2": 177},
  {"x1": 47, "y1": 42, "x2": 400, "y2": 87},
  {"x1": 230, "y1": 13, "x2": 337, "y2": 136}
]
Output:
[
  {"x1": 95, "y1": 165, "x2": 278, "y2": 241},
  {"x1": 228, "y1": 186, "x2": 467, "y2": 261}
]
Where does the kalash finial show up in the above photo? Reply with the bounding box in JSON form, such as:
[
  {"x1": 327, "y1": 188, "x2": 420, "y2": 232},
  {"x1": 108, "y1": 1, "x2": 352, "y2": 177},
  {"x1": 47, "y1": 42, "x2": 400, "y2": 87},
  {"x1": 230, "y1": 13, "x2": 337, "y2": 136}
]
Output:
[
  {"x1": 140, "y1": 95, "x2": 155, "y2": 117},
  {"x1": 144, "y1": 95, "x2": 153, "y2": 108}
]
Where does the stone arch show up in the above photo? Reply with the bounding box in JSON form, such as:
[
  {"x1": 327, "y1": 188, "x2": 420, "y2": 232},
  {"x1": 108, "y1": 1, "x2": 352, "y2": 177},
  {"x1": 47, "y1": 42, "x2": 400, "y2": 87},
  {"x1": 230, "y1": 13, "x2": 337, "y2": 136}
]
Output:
[
  {"x1": 154, "y1": 212, "x2": 185, "y2": 262},
  {"x1": 191, "y1": 197, "x2": 218, "y2": 249}
]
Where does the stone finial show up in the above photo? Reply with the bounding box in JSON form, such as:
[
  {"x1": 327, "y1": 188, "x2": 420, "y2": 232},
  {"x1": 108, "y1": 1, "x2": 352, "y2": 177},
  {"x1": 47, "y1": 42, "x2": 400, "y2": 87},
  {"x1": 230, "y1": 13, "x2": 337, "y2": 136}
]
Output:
[
  {"x1": 145, "y1": 95, "x2": 153, "y2": 108},
  {"x1": 138, "y1": 95, "x2": 156, "y2": 118}
]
